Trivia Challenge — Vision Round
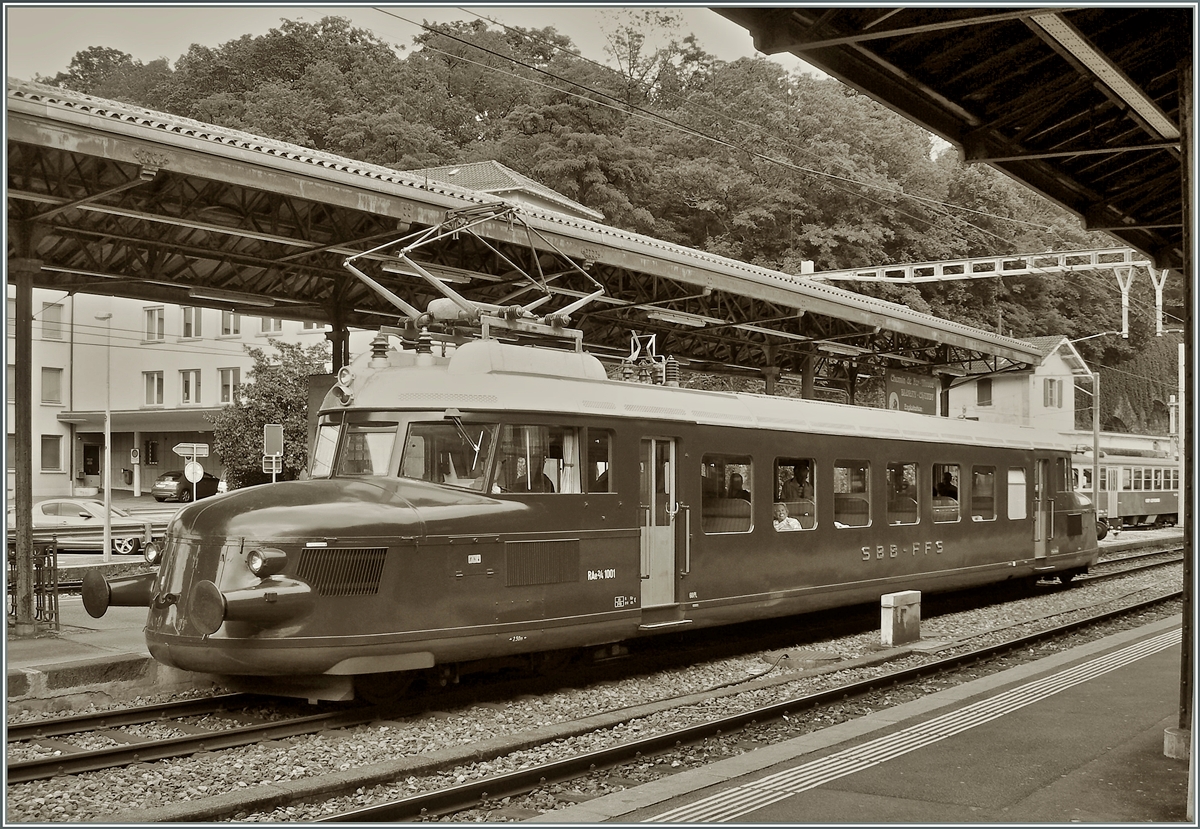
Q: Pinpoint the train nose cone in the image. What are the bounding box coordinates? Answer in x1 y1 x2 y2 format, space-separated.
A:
172 478 427 539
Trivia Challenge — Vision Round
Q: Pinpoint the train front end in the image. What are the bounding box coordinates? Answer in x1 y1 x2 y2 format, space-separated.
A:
80 341 550 700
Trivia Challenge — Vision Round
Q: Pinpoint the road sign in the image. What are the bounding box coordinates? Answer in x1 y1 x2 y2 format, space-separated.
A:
184 461 204 483
262 455 283 474
264 424 283 457
174 442 209 458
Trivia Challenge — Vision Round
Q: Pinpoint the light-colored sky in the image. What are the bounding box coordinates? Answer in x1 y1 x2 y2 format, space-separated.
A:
4 4 814 81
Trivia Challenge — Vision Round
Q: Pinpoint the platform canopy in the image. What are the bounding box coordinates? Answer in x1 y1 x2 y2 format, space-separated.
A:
715 7 1189 273
9 77 1048 385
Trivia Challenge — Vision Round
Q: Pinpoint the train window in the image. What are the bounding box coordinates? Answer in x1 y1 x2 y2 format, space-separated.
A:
495 425 581 494
1153 469 1163 489
310 418 340 478
886 462 919 525
1078 467 1093 491
701 454 752 534
970 467 996 521
833 460 870 528
1007 468 1027 519
337 418 400 477
932 463 960 523
586 429 613 493
1121 468 1133 490
401 421 497 491
1056 458 1069 491
774 458 815 530
1133 467 1143 490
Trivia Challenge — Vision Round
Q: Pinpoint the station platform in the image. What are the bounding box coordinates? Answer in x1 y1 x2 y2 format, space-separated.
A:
535 615 1192 824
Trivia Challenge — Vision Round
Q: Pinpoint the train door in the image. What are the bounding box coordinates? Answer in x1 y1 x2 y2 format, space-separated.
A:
1033 457 1051 559
640 437 678 608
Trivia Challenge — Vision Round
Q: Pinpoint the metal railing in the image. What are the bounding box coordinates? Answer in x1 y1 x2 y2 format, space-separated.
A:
7 538 60 630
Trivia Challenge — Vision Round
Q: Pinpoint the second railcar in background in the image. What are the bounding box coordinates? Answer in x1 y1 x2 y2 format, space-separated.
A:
1073 453 1180 537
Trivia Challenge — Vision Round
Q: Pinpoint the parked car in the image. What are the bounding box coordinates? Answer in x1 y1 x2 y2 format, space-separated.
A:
7 499 152 555
151 470 220 502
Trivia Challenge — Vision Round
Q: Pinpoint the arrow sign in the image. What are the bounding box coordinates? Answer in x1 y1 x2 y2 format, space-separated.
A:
174 442 210 458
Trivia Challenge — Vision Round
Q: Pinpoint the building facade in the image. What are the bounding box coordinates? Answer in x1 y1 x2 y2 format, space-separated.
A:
7 286 371 499
947 334 1175 459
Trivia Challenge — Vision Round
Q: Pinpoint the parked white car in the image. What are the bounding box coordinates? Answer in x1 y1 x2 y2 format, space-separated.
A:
7 499 152 555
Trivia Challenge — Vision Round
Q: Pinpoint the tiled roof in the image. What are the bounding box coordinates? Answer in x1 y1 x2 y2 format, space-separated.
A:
404 160 604 222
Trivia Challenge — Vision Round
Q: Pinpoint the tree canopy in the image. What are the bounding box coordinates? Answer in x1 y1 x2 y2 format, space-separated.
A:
40 13 1181 434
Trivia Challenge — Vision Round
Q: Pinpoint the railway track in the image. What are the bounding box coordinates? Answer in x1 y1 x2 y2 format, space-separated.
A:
7 554 1181 821
318 589 1183 822
1080 547 1183 582
6 695 383 784
9 552 1180 789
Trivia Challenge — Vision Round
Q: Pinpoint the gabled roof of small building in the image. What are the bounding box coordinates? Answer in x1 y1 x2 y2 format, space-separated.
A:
403 160 605 222
1025 335 1092 376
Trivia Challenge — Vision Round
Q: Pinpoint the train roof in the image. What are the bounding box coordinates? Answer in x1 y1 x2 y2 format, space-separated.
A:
331 339 1073 453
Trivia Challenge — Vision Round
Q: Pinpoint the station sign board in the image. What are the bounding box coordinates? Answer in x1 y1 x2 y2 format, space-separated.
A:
885 371 939 416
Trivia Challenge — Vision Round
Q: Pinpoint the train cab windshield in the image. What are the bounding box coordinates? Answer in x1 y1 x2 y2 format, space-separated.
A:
401 421 498 491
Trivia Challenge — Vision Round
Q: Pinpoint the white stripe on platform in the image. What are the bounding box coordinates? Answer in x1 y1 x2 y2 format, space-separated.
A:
649 629 1179 823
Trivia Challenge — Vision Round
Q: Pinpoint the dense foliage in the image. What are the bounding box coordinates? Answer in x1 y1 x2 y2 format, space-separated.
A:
207 341 330 488
40 14 1183 433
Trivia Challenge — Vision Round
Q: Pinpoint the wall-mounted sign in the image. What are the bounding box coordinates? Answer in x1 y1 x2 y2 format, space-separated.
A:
885 370 939 416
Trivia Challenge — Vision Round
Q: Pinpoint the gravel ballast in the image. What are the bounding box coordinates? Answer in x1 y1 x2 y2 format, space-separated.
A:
5 564 1182 823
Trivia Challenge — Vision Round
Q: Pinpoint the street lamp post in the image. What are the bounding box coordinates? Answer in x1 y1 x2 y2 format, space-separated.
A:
96 313 112 563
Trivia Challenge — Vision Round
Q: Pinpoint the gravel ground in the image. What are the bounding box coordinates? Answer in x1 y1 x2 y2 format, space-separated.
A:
5 565 1182 823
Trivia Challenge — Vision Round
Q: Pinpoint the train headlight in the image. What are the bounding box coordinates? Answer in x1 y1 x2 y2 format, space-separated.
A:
247 547 288 578
333 367 356 406
143 541 162 566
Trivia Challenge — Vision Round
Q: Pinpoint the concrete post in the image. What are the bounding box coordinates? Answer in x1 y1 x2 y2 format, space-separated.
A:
881 590 921 646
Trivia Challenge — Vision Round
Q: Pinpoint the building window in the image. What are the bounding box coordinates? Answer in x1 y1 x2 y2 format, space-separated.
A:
6 299 15 329
977 377 992 407
1043 377 1063 408
260 317 283 334
40 435 62 471
7 434 15 469
144 307 165 341
301 321 326 331
182 306 202 338
143 371 164 405
219 367 241 403
6 365 13 401
41 303 63 340
40 367 63 404
221 311 241 336
180 369 202 405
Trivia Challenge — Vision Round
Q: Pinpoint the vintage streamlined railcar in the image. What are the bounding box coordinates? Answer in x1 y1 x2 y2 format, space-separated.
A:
83 333 1099 701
